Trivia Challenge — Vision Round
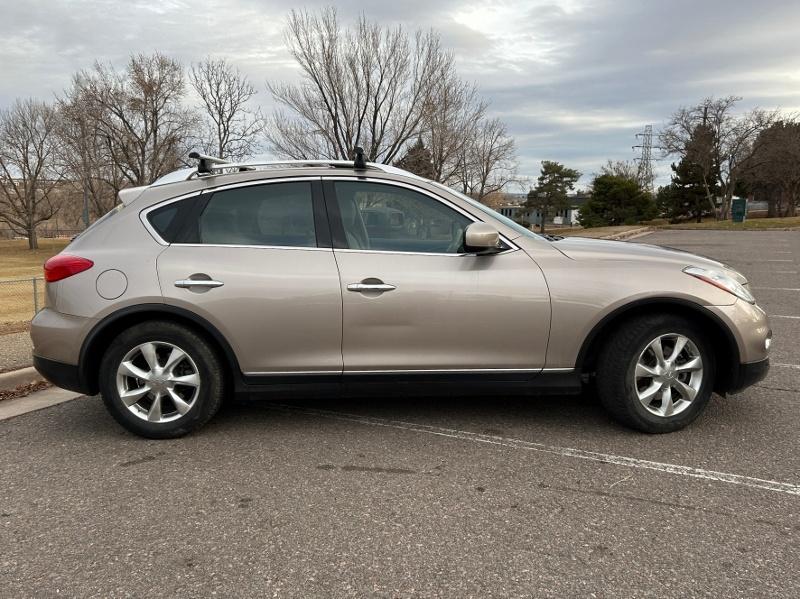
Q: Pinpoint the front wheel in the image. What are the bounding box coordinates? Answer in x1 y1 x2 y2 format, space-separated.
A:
99 321 225 438
596 314 716 433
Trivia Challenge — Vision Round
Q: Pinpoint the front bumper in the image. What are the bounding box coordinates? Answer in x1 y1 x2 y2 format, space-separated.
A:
726 357 770 394
33 355 92 395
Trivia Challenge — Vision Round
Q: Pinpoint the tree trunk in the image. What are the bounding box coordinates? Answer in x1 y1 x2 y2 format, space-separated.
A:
28 226 38 250
720 190 732 220
539 208 546 234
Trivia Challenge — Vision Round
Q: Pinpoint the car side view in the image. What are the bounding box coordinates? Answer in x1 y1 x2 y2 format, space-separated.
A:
31 150 771 438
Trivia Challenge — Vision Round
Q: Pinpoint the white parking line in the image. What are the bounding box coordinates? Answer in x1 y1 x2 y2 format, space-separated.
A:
774 363 800 370
754 287 800 291
275 405 800 497
771 315 800 319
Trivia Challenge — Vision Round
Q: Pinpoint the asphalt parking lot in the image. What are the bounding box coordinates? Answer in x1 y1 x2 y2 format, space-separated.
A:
1 229 798 598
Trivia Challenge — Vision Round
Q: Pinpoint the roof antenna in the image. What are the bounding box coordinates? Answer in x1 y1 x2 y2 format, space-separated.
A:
353 146 367 170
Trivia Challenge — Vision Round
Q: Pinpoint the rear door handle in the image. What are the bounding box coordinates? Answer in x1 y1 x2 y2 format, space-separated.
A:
347 283 396 292
174 279 225 289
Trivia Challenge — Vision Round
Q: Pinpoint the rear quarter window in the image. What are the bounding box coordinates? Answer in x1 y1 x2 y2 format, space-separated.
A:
146 197 199 243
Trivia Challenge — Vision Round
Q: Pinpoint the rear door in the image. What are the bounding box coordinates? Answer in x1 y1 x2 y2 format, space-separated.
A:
152 178 343 375
324 178 551 374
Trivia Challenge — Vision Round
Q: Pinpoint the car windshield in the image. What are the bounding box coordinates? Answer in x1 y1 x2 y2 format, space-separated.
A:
428 182 544 241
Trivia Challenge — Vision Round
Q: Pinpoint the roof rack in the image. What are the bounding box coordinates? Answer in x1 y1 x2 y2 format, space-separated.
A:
149 150 426 188
186 149 382 177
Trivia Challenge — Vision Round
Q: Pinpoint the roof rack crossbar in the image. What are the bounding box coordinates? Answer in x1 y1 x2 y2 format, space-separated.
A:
188 151 231 175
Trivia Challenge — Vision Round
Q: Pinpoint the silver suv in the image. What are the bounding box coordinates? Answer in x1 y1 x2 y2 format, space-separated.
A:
31 152 771 438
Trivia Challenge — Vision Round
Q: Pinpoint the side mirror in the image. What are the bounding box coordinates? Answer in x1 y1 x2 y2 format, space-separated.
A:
464 222 501 254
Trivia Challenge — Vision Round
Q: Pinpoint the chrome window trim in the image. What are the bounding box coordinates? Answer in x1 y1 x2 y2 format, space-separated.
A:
332 247 517 258
322 176 520 255
174 243 332 252
139 176 322 248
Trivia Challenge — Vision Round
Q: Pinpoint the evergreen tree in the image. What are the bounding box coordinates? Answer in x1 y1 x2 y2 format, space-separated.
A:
579 174 656 227
658 157 712 223
394 138 436 179
525 160 581 234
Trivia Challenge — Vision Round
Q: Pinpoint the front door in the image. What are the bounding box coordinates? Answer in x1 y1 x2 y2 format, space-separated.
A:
325 179 550 374
155 179 343 375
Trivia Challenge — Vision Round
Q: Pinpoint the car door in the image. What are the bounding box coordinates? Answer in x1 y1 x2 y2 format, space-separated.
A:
324 178 551 374
153 178 343 375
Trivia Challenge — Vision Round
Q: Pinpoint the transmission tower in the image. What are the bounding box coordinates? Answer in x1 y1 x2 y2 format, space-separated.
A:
632 125 656 191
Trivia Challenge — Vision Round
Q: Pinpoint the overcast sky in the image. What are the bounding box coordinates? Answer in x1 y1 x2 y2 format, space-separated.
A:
1 0 798 188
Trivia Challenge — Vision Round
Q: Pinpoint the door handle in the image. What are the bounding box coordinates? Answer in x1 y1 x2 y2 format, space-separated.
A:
174 279 225 289
347 282 396 292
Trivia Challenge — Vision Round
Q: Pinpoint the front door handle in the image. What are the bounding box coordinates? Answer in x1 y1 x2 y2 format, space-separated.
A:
174 279 225 289
347 282 396 293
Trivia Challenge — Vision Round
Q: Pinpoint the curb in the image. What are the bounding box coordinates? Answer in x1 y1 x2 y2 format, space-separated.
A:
0 386 83 421
0 366 42 392
600 226 653 241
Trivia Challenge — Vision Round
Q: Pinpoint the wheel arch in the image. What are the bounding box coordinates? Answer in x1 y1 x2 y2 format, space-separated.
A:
575 298 741 393
79 304 241 395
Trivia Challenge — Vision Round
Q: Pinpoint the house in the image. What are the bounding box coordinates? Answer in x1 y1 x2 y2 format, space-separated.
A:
498 192 591 227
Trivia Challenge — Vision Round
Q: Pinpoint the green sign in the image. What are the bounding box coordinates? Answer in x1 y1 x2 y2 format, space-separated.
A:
731 197 747 223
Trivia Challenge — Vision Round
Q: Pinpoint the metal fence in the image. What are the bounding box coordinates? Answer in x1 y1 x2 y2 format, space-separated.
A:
0 277 45 323
0 227 83 240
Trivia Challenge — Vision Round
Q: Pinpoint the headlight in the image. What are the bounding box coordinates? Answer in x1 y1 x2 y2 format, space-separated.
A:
683 266 756 304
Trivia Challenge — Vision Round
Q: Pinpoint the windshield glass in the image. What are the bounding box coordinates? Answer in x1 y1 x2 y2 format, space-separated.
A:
429 182 543 241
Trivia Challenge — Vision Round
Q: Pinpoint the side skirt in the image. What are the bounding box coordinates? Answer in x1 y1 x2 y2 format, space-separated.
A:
235 371 583 400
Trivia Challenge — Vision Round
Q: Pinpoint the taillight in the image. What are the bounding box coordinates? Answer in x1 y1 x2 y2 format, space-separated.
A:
44 255 94 282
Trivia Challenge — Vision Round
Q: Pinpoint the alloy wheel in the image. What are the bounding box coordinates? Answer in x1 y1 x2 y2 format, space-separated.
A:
115 341 201 423
633 333 704 418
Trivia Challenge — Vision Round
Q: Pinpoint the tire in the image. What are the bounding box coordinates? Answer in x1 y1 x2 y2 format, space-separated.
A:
99 320 225 439
596 314 716 433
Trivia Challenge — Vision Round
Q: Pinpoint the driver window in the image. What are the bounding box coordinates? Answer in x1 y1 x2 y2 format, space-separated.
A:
333 181 472 254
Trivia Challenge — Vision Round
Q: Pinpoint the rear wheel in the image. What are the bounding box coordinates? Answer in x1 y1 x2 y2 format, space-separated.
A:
99 321 224 438
596 314 715 433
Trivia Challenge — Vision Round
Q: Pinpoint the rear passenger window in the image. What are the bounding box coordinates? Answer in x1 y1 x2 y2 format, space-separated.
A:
198 182 317 248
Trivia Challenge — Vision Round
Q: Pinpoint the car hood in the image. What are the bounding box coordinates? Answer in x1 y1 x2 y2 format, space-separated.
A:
551 236 747 282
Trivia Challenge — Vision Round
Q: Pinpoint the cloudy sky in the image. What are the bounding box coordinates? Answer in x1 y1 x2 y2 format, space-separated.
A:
1 0 799 188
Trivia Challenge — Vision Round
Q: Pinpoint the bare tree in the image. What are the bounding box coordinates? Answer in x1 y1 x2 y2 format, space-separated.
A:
57 75 120 224
267 8 450 163
743 119 800 217
75 53 197 189
599 159 639 183
0 99 65 249
189 58 263 160
454 117 517 201
423 75 486 184
661 96 777 219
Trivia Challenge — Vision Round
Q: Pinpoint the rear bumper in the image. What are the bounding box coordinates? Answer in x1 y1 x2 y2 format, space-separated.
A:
726 358 770 394
33 355 91 395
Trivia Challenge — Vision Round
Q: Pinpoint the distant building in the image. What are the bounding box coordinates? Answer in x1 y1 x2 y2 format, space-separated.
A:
498 191 591 227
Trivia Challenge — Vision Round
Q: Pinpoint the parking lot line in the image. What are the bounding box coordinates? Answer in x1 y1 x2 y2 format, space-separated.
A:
774 362 800 370
274 405 800 497
753 287 800 291
771 314 800 319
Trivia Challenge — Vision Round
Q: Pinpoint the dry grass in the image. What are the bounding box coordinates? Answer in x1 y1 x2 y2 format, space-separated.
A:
0 238 69 326
659 216 800 231
550 225 648 239
0 238 70 280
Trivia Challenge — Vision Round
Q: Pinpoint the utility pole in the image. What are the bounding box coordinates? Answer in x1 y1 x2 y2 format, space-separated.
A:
633 125 658 192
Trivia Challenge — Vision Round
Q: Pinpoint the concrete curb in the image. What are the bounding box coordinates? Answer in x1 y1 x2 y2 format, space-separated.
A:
601 226 654 241
0 386 82 421
0 366 42 392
